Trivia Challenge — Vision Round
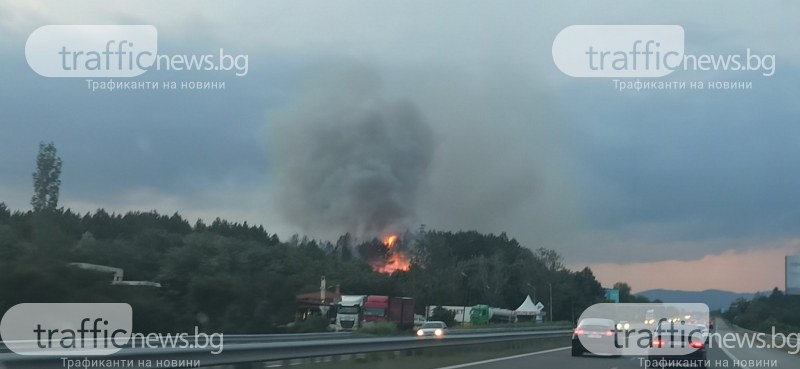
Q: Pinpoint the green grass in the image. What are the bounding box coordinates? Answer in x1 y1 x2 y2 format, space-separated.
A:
355 322 400 336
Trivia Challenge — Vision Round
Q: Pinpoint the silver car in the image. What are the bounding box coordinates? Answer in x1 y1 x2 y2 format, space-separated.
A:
416 321 448 337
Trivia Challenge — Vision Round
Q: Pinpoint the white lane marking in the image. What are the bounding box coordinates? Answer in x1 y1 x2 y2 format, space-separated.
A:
713 326 751 369
719 344 750 369
433 346 570 369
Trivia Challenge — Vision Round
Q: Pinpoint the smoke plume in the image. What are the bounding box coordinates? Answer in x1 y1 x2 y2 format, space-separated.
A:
268 66 435 238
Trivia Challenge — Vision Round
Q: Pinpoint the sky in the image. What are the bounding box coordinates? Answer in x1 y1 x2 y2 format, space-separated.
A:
1 1 799 293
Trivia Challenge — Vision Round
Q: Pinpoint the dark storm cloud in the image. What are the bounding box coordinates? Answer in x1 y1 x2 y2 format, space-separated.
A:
0 56 280 209
567 74 800 261
2 1 800 268
268 66 435 237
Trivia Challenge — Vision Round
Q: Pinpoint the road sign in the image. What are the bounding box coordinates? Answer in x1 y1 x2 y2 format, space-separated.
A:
787 256 800 295
535 302 544 311
605 289 620 303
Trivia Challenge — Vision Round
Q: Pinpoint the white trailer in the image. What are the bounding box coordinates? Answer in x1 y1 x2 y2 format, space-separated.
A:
425 305 472 323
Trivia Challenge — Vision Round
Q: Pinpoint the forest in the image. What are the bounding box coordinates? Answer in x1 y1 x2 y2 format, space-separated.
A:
0 203 614 333
0 143 614 333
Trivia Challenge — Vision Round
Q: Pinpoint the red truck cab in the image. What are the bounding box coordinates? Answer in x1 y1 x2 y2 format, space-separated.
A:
363 295 390 323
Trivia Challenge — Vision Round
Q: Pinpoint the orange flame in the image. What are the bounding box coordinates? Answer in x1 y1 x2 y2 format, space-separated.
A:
375 235 410 274
383 235 398 248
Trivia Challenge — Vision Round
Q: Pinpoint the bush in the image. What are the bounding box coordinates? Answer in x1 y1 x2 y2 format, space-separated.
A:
358 322 398 335
287 315 330 333
430 306 456 327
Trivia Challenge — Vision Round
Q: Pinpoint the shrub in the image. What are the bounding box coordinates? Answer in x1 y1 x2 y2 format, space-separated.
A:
430 306 456 327
358 322 398 335
287 315 330 333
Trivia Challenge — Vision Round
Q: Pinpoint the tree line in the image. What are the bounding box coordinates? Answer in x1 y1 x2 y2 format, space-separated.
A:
0 205 613 332
724 288 800 333
0 142 624 333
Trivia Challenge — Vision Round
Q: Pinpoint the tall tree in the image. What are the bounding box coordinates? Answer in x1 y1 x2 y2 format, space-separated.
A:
31 142 63 212
535 247 564 271
613 281 635 302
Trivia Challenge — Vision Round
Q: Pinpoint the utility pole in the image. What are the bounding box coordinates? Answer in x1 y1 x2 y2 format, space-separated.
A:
321 275 326 304
548 282 553 323
461 271 468 327
526 282 537 303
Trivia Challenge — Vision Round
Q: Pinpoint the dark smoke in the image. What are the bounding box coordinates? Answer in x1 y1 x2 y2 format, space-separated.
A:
268 67 436 238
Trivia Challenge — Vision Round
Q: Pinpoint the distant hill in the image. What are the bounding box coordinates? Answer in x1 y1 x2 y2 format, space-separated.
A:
635 289 765 311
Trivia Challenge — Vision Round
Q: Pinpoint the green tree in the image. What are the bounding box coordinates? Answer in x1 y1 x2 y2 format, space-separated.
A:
613 282 632 301
612 281 650 303
535 247 564 271
430 306 456 326
31 142 63 212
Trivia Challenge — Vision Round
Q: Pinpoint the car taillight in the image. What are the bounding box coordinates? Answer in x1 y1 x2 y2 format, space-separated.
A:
690 341 704 349
605 330 613 336
574 329 584 335
652 339 663 347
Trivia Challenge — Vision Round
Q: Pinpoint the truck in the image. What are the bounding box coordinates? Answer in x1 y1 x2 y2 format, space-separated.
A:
469 304 515 325
362 295 415 330
335 295 366 331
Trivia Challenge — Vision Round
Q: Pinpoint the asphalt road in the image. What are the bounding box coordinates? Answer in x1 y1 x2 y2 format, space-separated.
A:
436 320 800 369
2 321 797 369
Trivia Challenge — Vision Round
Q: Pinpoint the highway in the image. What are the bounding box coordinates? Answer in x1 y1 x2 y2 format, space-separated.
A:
2 321 798 368
0 329 571 368
436 320 800 369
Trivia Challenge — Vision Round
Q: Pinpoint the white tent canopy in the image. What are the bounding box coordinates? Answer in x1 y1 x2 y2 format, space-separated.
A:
515 295 541 316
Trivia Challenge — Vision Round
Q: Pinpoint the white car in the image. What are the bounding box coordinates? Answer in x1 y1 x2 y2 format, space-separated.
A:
416 321 448 337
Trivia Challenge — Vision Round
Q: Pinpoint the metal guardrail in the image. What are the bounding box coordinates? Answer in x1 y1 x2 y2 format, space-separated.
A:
0 332 353 353
446 325 572 335
0 329 572 368
205 331 354 344
0 326 571 353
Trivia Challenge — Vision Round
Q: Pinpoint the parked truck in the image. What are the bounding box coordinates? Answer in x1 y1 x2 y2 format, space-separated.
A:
362 295 415 330
335 295 366 331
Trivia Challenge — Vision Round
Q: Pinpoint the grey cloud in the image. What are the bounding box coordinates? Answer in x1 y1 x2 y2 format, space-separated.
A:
267 65 435 238
1 0 800 267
